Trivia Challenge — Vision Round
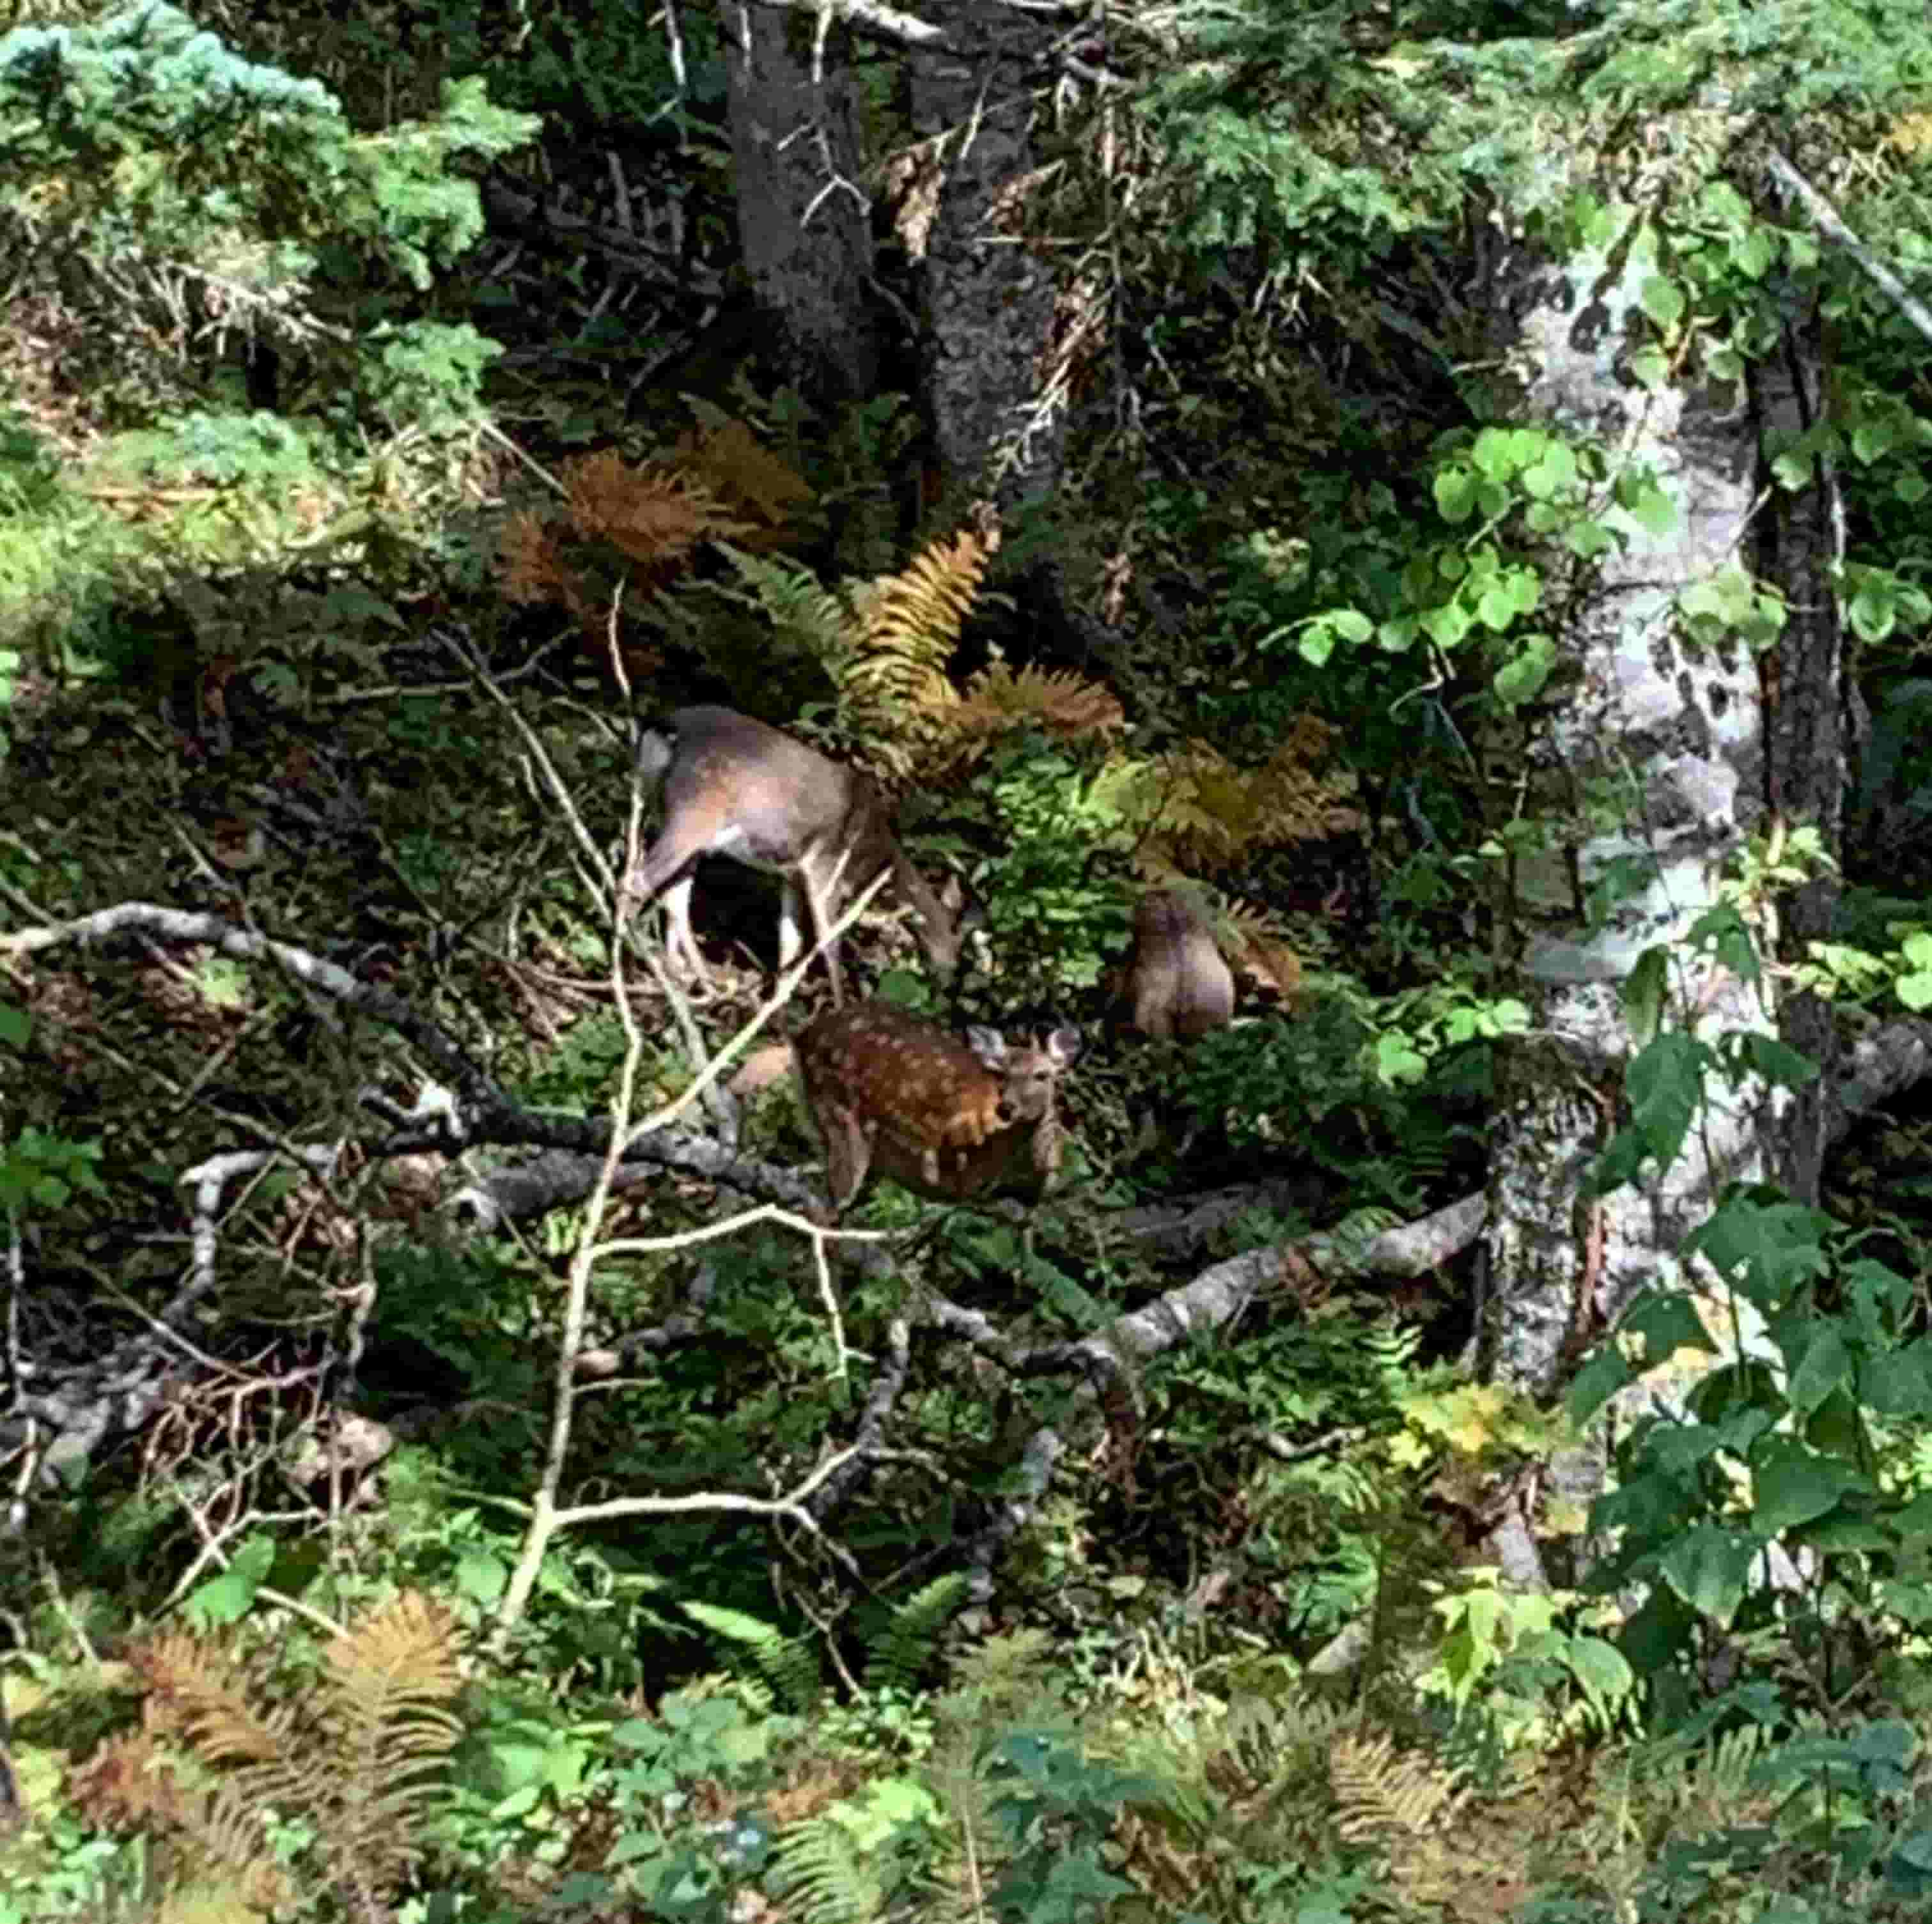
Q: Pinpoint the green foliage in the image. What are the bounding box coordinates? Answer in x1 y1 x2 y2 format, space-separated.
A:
860 1574 974 1696
357 318 503 430
0 405 61 513
1571 1184 1932 1703
1419 1570 1635 1740
767 1777 939 1924
1292 424 1646 695
0 3 534 454
534 1684 789 1921
1518 1718 1932 1923
1174 998 1480 1207
0 8 536 287
980 1732 1162 1923
0 1122 107 1213
682 1601 824 1712
95 408 316 488
951 733 1138 1002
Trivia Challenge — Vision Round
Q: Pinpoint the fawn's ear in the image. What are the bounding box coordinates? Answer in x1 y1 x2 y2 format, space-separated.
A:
632 716 676 783
965 1027 1009 1070
1043 1027 1083 1068
939 870 985 924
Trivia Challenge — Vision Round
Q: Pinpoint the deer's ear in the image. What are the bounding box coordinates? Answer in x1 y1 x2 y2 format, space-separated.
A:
1044 1027 1083 1067
965 1027 1008 1069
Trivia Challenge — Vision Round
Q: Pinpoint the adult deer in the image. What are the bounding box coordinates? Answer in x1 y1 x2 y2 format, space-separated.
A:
1125 888 1235 1040
793 1000 1082 1209
619 707 970 1002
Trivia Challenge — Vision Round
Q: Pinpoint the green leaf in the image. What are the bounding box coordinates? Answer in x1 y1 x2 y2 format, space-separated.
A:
455 1549 509 1604
1620 945 1670 1044
185 1533 276 1627
1786 1326 1851 1414
1562 1634 1634 1711
1639 275 1687 328
1567 1347 1632 1426
1625 1032 1701 1168
1620 1291 1715 1367
1433 466 1477 522
1657 1524 1757 1627
1861 1342 1932 1417
1750 1436 1867 1534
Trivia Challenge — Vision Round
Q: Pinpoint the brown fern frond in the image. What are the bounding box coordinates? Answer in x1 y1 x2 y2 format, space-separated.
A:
130 1633 284 1765
100 1597 465 1917
1104 726 1359 871
322 1592 464 1781
1249 718 1364 840
1217 899 1304 1003
674 418 813 541
497 511 567 605
309 1594 464 1886
953 663 1125 739
72 1729 295 1916
566 451 749 568
326 1590 463 1714
71 1728 194 1833
172 1778 300 1914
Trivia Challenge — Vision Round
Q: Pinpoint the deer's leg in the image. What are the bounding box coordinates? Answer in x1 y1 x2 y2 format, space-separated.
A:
656 873 710 983
791 862 846 1005
820 1105 874 1208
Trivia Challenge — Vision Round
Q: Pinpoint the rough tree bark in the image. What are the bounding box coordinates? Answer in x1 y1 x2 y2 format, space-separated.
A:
723 0 879 404
907 1 1063 509
1750 291 1846 1205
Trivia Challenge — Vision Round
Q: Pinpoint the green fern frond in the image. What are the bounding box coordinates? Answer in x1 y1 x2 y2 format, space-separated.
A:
718 544 851 671
862 1574 970 1694
680 1601 823 1712
767 1815 886 1924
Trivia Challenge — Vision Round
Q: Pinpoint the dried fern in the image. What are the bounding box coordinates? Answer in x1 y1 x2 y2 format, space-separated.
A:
1331 1731 1469 1842
837 530 993 778
82 1592 465 1918
131 1635 285 1765
565 450 749 568
495 423 803 651
72 1727 295 1917
1215 896 1305 1002
672 417 813 541
307 1592 464 1864
1093 725 1360 874
952 663 1125 743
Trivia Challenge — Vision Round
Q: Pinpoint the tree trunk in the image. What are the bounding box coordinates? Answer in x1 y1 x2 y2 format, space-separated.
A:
722 0 878 405
1750 297 1846 1205
1477 224 1791 1579
908 3 1063 511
